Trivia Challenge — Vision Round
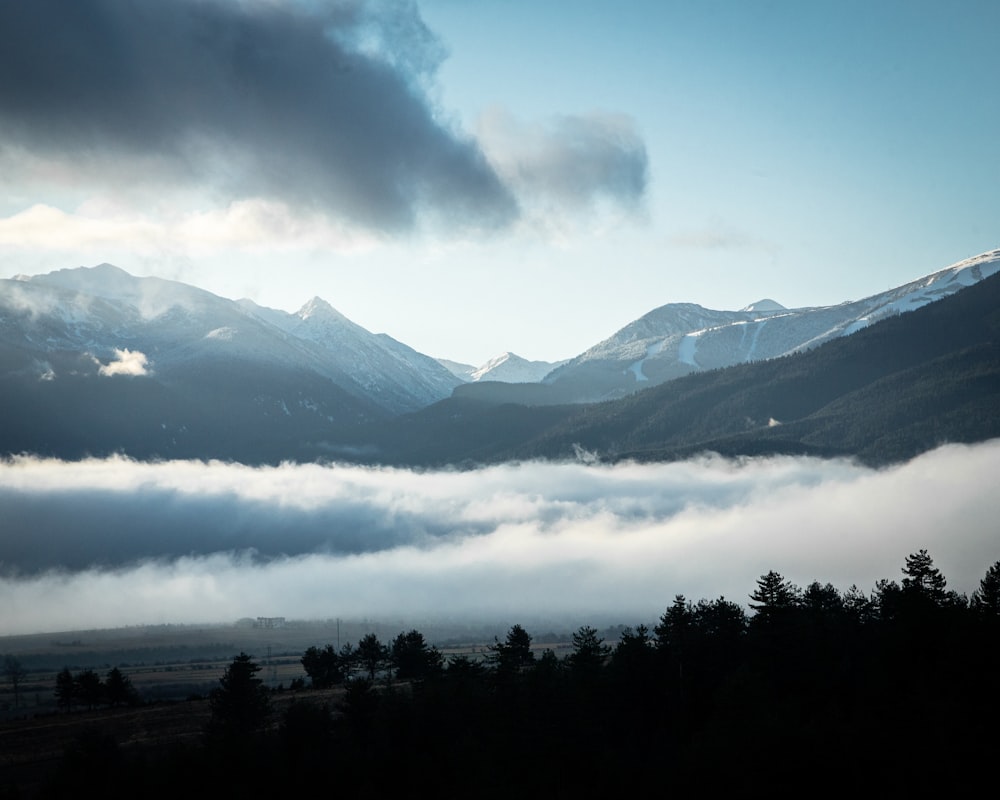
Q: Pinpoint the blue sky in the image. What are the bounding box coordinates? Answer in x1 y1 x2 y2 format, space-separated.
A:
1 0 997 364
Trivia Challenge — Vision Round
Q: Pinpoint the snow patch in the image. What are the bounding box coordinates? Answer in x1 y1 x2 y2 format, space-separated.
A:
677 331 703 367
628 338 669 382
745 319 767 362
205 326 237 341
740 298 786 313
471 352 563 383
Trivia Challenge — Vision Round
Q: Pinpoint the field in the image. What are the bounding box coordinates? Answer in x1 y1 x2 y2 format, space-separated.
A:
0 616 590 794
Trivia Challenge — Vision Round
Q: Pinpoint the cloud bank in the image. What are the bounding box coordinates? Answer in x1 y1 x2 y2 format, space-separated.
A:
0 0 646 240
2 441 998 634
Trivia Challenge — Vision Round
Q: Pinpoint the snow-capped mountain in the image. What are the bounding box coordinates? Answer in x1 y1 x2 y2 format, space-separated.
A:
437 352 567 383
1 263 461 416
470 352 566 383
237 295 461 411
541 248 1000 402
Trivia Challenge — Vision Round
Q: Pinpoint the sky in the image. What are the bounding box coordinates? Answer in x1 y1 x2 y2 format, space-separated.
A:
2 441 999 635
1 0 999 366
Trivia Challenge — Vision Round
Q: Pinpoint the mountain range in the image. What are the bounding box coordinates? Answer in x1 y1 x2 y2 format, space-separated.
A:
462 248 1000 405
1 249 998 464
358 264 1000 467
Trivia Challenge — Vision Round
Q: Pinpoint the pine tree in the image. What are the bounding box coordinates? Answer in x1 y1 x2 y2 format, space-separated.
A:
55 667 76 712
75 669 104 710
105 667 137 707
900 549 948 606
2 656 27 710
749 570 800 620
567 626 610 674
972 560 1000 617
488 624 536 673
356 633 389 681
208 652 271 739
390 629 443 680
655 594 694 652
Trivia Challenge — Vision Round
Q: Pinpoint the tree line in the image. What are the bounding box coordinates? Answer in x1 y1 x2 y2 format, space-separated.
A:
52 666 138 711
29 550 1000 794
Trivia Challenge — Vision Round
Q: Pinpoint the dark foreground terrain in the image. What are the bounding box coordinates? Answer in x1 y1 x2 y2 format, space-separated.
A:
2 551 998 797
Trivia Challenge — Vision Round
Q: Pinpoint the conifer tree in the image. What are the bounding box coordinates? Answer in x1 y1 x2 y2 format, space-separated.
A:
208 653 271 739
900 549 948 606
972 560 1000 617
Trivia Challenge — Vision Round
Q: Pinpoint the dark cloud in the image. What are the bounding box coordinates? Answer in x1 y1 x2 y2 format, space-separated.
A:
0 0 517 232
0 471 482 574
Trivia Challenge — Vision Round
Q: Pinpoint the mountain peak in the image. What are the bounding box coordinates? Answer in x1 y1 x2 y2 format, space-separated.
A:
297 296 346 321
471 352 564 383
33 262 134 287
741 298 786 313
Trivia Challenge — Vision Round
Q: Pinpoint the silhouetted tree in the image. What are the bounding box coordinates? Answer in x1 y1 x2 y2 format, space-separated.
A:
338 643 358 680
105 667 137 707
801 581 844 617
447 653 486 679
612 625 653 669
656 595 696 687
972 560 1000 617
749 570 801 620
301 644 346 688
356 634 389 681
692 597 748 642
208 652 271 740
567 625 610 675
656 595 694 651
842 584 875 624
390 629 443 680
2 655 27 709
872 577 903 621
55 667 75 711
901 549 949 606
75 669 104 710
487 624 536 676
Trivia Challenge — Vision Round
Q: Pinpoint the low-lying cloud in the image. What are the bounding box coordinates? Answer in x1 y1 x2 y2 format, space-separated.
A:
95 348 150 377
2 441 998 634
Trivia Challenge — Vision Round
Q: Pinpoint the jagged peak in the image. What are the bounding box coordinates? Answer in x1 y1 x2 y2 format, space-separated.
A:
480 351 518 367
296 296 347 321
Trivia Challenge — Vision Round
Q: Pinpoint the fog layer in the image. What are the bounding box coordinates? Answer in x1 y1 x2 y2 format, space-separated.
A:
2 441 998 634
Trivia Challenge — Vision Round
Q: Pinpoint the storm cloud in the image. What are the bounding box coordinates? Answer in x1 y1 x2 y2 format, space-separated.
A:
0 0 646 235
2 441 998 634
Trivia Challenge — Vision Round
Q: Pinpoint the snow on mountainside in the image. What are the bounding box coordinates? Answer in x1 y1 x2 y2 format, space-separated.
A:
238 295 460 409
543 248 1000 402
0 264 460 414
471 352 567 383
437 353 568 383
741 299 786 313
